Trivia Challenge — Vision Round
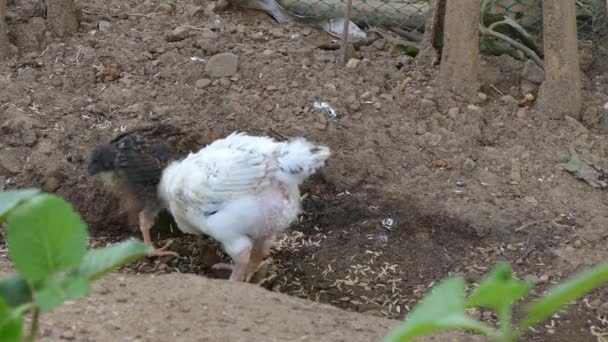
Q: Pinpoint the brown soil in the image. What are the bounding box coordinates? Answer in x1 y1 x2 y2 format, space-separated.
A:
1 0 608 341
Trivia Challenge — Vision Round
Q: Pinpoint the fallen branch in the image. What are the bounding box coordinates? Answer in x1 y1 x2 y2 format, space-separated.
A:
479 23 544 71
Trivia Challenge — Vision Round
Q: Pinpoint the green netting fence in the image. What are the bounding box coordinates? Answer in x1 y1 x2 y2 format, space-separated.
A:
277 0 608 49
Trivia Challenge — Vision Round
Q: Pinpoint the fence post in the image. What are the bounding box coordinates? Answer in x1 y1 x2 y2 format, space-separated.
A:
417 0 446 67
439 0 481 97
537 0 582 118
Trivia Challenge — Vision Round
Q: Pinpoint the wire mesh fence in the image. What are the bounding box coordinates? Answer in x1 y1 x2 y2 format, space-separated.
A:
484 0 608 49
277 0 608 50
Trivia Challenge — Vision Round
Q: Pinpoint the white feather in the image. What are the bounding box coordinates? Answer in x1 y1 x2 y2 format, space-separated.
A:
158 132 330 259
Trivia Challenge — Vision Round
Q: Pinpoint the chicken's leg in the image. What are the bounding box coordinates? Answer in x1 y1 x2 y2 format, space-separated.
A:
139 210 178 258
245 235 275 282
211 246 252 281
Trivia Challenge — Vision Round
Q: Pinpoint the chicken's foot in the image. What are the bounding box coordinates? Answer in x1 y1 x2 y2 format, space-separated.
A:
139 210 179 258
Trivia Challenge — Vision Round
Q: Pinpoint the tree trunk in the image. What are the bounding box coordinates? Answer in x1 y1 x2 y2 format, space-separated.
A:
46 0 79 37
0 0 9 60
416 0 446 67
439 0 480 97
537 0 582 118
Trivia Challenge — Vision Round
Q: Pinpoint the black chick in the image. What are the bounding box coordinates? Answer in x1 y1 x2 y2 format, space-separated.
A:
88 124 206 257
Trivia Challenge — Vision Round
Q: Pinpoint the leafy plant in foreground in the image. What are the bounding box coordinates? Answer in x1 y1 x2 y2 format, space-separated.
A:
0 189 152 342
385 261 608 342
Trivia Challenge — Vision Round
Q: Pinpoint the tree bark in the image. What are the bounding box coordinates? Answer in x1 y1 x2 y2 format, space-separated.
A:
537 0 582 118
46 0 79 37
416 0 446 67
0 0 9 60
439 0 480 97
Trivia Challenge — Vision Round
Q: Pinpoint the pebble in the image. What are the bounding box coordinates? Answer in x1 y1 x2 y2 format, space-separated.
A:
206 18 224 31
194 78 212 89
345 58 361 69
97 20 111 32
0 148 22 174
521 59 545 84
262 49 276 56
372 39 386 50
420 99 437 112
500 95 516 104
467 104 481 112
516 108 527 119
463 158 476 171
205 53 238 78
477 92 488 101
154 3 174 14
447 107 460 117
166 26 190 42
523 196 538 206
269 28 284 38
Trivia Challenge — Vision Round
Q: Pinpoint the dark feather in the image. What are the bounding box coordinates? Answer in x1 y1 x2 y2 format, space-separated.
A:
88 124 206 210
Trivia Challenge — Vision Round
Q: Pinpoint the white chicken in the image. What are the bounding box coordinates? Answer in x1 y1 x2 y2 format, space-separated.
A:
158 132 331 282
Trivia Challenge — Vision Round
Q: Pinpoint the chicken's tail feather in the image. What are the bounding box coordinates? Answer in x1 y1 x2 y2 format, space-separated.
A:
277 138 330 184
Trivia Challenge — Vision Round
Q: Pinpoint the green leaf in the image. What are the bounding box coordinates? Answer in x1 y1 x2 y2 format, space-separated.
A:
390 44 420 57
35 285 64 312
0 299 23 342
466 262 533 312
76 240 151 281
35 276 91 312
521 260 608 331
384 277 498 342
0 189 40 222
6 194 88 282
0 274 33 308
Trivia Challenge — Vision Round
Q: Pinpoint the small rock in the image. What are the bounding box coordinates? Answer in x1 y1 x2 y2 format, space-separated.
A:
418 132 442 146
564 115 590 135
193 39 217 54
500 95 516 104
516 108 527 119
166 26 190 42
589 299 602 309
0 148 22 174
373 102 382 110
97 20 111 32
420 99 437 112
269 28 283 38
262 49 276 56
195 78 212 89
60 331 75 340
467 104 481 112
523 196 538 206
463 158 476 171
43 176 61 192
372 39 386 50
447 107 460 117
206 18 224 31
205 53 238 78
154 3 174 13
524 274 539 283
477 92 488 101
521 59 545 84
345 58 361 69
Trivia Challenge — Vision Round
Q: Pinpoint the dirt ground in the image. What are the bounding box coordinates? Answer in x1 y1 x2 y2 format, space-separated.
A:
1 0 608 340
0 261 488 342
